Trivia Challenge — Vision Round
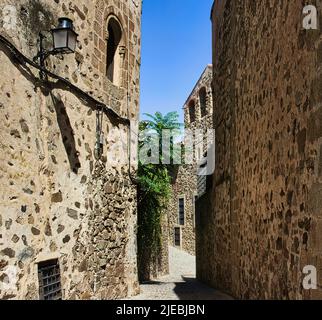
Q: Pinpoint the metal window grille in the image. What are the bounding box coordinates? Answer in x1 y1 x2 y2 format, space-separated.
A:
178 198 185 225
193 196 198 229
38 259 62 300
174 227 181 247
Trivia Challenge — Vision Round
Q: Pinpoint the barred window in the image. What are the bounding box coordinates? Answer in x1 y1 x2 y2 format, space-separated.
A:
38 259 62 300
178 197 185 225
193 195 198 229
174 227 181 247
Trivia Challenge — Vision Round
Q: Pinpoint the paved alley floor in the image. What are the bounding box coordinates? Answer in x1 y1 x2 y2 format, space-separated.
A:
129 246 233 300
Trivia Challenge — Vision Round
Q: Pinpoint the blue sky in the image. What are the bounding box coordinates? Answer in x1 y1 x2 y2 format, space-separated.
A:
140 0 213 123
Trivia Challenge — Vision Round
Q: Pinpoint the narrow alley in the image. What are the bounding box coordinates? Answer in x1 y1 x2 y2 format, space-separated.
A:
2 0 322 304
129 247 232 301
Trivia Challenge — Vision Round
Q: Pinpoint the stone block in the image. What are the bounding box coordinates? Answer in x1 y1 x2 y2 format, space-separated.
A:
308 184 322 218
0 0 141 301
310 219 322 253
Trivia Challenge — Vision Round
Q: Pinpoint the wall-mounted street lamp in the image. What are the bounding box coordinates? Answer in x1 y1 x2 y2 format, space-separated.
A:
0 17 134 164
34 18 78 78
52 18 78 54
32 18 106 161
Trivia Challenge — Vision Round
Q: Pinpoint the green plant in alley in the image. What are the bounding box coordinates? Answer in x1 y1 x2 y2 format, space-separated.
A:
137 111 181 281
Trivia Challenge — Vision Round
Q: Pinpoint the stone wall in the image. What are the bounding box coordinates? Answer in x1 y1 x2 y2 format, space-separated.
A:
197 0 322 299
196 191 212 280
167 65 213 256
167 164 197 256
0 0 141 300
142 212 169 280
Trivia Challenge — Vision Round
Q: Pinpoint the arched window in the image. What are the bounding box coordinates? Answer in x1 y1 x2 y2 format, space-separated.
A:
189 100 196 123
106 17 123 85
199 87 207 117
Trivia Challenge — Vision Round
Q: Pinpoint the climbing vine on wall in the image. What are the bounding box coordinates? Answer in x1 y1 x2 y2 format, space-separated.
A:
137 112 181 281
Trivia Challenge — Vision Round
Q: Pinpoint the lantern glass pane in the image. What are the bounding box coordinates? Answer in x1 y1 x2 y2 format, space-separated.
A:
67 30 77 52
53 29 68 50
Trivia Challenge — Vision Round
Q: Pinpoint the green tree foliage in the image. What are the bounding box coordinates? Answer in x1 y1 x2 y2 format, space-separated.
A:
143 112 182 166
137 111 181 281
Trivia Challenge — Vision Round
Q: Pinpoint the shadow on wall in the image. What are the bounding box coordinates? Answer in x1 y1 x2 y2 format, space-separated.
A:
0 34 131 180
0 38 124 126
50 93 81 174
0 41 81 174
195 191 214 285
0 41 114 176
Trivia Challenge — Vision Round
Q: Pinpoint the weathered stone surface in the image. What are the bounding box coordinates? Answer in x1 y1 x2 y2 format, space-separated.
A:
308 183 322 218
1 248 15 258
197 0 322 300
11 234 20 243
19 119 29 133
57 225 65 234
104 185 113 194
51 192 63 203
63 235 71 244
10 129 21 139
0 260 8 270
0 0 141 300
78 259 88 272
67 208 78 220
45 221 52 237
31 227 40 236
166 65 213 257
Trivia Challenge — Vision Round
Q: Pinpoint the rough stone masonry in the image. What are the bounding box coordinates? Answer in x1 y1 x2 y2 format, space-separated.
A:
0 0 142 300
167 65 214 257
197 0 322 299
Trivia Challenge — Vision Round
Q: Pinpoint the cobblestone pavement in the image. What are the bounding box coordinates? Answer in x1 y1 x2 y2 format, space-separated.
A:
129 246 233 300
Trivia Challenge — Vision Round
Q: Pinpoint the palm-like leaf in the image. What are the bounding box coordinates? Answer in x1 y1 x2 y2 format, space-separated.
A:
141 111 183 166
137 111 182 280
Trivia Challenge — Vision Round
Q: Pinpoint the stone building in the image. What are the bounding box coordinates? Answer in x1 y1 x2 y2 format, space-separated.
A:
0 0 141 300
168 65 213 256
197 0 322 299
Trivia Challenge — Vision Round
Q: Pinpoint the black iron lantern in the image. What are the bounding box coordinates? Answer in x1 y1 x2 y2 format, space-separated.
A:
51 18 78 54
